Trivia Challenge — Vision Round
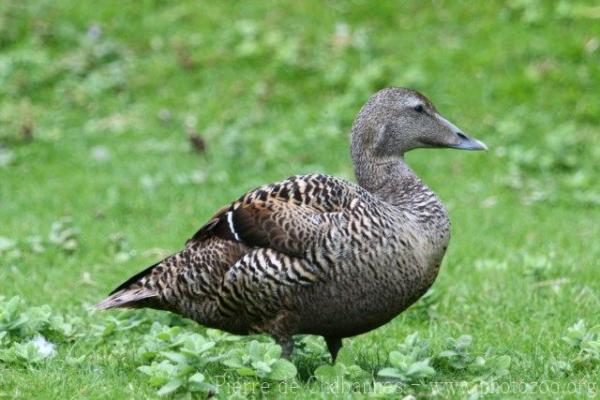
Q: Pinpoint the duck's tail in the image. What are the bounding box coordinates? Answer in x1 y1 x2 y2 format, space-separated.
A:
96 286 157 310
96 260 166 310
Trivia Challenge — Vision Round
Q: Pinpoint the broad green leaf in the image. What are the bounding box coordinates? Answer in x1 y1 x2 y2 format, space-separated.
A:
406 359 435 379
264 343 282 360
439 350 458 358
160 351 188 365
388 350 408 368
252 360 272 375
222 356 243 368
268 359 297 381
247 340 263 360
188 372 205 384
377 367 404 379
314 364 338 383
236 367 257 377
157 378 183 396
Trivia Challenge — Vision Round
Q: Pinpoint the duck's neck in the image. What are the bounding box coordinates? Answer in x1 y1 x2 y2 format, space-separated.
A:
353 152 451 291
353 154 432 208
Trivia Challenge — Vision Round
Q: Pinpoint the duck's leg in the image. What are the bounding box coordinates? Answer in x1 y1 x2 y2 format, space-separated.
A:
325 336 342 363
264 311 298 359
275 336 294 359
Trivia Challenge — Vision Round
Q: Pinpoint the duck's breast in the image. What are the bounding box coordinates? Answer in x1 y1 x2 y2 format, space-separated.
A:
292 203 448 337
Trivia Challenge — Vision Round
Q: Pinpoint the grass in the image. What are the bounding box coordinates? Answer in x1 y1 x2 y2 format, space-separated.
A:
1 0 599 398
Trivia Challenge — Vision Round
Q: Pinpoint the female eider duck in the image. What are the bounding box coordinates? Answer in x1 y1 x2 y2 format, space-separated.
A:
98 87 487 361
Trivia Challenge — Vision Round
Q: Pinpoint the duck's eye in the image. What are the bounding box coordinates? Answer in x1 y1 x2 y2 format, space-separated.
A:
414 104 424 113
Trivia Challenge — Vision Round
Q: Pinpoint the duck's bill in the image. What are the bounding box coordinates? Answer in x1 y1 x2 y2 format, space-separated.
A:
435 113 488 151
450 135 488 151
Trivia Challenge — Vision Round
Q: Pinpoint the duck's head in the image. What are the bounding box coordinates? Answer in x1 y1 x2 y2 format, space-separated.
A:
351 87 487 160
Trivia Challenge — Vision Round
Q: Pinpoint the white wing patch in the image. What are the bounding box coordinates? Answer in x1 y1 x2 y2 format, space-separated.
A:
226 211 241 241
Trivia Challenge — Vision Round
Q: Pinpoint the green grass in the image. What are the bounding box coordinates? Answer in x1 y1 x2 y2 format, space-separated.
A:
1 0 599 398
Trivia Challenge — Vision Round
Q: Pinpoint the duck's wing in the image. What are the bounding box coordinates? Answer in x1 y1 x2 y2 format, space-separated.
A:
97 174 376 313
201 174 381 323
189 174 365 259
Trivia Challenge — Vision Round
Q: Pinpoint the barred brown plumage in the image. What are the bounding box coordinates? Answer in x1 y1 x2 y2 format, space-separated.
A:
97 87 487 362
